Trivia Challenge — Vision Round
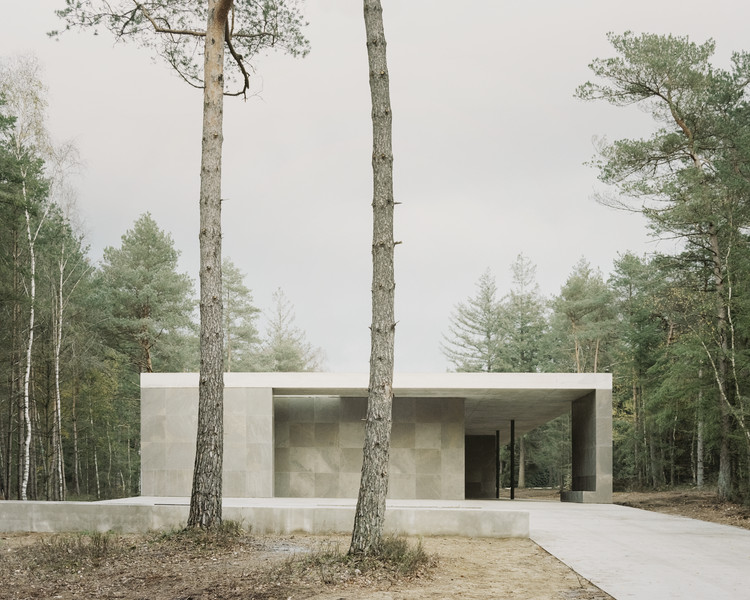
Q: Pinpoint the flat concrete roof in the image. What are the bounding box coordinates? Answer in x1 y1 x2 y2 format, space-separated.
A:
142 372 612 440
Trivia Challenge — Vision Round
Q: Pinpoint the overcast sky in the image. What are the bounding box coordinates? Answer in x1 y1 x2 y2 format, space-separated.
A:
3 1 748 372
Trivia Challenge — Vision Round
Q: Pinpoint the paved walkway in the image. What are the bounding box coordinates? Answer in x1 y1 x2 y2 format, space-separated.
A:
513 500 750 600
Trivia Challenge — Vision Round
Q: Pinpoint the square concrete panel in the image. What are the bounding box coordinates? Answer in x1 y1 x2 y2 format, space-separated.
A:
246 444 273 472
391 422 415 448
340 448 364 473
392 397 415 421
289 447 316 473
314 423 339 447
415 422 442 449
288 399 314 422
314 473 339 497
339 472 361 497
416 449 441 474
339 422 365 448
314 397 340 422
415 398 442 423
389 474 415 499
313 447 340 473
224 444 247 471
274 422 290 448
274 397 290 421
141 415 167 444
289 423 315 448
140 442 166 470
416 474 442 499
289 472 315 497
442 421 464 449
390 448 416 475
274 447 290 471
340 397 367 422
275 471 290 497
246 417 273 445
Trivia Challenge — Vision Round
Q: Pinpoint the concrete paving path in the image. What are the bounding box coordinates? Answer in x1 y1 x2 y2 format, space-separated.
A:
513 500 750 600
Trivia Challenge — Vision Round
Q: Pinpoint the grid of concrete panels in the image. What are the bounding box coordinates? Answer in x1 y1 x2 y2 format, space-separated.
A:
141 386 274 498
273 396 466 499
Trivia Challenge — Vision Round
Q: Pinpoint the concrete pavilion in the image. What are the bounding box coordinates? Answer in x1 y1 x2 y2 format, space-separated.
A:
142 372 612 504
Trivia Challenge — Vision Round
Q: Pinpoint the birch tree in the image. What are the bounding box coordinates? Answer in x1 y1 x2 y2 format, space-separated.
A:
0 56 54 500
54 0 308 527
350 0 397 556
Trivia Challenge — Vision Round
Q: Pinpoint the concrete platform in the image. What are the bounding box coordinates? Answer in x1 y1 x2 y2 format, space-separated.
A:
0 497 529 538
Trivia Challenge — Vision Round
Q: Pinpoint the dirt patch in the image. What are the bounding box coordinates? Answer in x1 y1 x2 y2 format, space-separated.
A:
504 485 750 531
613 488 750 530
0 530 610 600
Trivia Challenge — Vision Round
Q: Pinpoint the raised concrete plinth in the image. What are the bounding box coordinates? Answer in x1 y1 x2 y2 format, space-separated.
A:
0 497 528 538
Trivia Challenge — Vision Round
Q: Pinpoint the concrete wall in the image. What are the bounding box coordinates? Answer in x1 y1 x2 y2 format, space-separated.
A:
566 389 612 503
141 385 274 497
0 499 529 538
274 397 465 499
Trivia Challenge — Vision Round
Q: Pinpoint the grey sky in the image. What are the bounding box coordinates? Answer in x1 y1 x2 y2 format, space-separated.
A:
3 1 747 372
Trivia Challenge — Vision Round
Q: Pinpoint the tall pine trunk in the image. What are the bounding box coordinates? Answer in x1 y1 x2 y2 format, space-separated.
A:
188 0 229 530
350 0 396 556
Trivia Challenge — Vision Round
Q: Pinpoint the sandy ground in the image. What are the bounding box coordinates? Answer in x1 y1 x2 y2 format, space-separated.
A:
0 532 611 600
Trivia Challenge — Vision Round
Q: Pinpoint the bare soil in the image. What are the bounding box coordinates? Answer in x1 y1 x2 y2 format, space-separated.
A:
613 488 750 530
1 488 746 600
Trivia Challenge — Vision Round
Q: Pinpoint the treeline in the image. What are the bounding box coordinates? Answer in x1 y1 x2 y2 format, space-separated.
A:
444 32 750 503
0 58 321 500
443 250 750 502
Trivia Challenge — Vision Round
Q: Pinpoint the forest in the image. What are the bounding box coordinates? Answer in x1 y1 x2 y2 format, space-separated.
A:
3 31 750 504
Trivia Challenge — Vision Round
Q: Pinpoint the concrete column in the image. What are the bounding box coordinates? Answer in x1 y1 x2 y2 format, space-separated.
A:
564 388 612 503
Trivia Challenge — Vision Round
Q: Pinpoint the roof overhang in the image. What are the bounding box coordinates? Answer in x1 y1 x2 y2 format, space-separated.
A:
142 372 612 440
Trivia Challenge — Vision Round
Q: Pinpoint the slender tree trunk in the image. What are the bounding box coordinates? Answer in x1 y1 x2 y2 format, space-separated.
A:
706 225 733 500
518 435 526 488
72 375 81 496
188 0 230 530
696 415 704 489
350 0 396 556
51 249 66 501
20 202 36 501
90 405 100 500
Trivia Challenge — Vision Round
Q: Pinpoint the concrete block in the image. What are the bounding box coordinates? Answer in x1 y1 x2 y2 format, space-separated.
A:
391 422 415 448
340 448 363 473
289 423 315 448
392 397 415 421
289 472 315 497
339 422 365 448
415 422 442 449
314 423 339 447
415 398 441 422
390 448 416 475
340 397 367 422
416 449 441 474
314 397 340 422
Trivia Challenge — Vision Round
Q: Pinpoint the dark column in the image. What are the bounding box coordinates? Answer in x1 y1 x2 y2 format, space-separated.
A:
510 419 515 500
495 430 500 499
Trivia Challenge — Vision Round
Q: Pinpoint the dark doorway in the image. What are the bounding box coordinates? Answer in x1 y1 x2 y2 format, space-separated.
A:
464 435 496 498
